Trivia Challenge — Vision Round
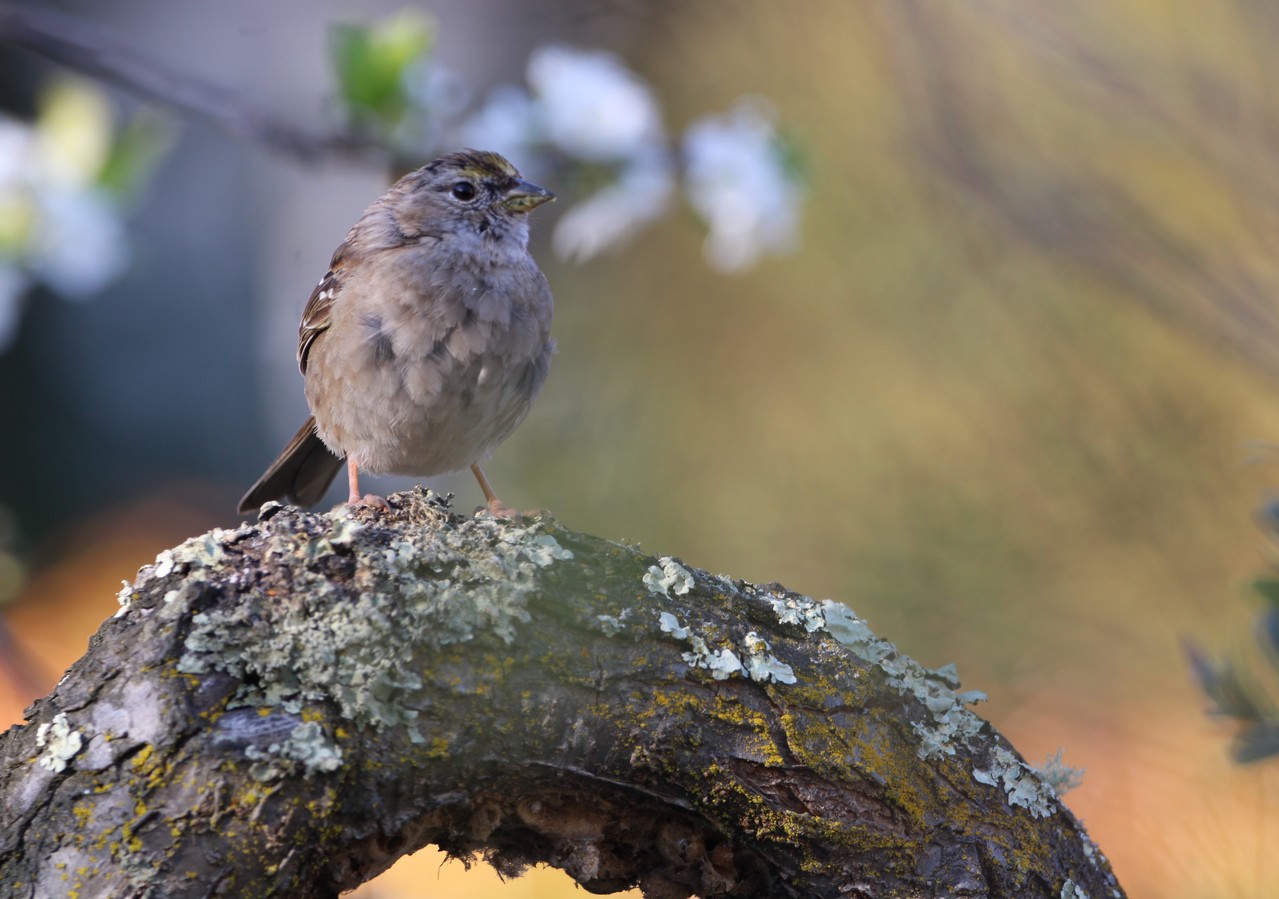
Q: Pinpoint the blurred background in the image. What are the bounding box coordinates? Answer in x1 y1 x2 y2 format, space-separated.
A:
3 1 1279 896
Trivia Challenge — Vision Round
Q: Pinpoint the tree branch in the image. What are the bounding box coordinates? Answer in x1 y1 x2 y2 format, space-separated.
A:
0 1 380 164
0 488 1124 898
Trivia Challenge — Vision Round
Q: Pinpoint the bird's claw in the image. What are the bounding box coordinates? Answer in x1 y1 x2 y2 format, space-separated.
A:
479 500 545 522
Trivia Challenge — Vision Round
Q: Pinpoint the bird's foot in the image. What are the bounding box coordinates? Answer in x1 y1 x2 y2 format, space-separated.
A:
478 499 546 522
349 493 391 510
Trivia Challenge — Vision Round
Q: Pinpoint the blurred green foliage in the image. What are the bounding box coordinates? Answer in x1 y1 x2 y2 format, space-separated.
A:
330 9 434 140
0 75 172 310
1189 557 1279 763
96 110 172 201
29 76 172 201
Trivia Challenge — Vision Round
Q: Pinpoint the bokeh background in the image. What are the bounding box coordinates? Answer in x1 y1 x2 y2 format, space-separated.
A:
4 1 1279 896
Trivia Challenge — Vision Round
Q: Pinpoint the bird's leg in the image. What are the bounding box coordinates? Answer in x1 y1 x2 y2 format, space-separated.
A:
346 457 389 509
346 456 360 503
471 463 518 519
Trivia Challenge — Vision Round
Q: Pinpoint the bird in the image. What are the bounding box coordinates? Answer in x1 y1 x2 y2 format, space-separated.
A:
238 149 556 517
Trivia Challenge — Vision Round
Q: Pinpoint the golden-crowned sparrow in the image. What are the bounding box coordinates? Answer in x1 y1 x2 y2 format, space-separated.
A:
238 149 555 516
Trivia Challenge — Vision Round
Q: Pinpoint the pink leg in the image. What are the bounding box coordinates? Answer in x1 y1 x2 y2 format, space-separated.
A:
471 463 514 518
346 457 388 508
347 457 361 504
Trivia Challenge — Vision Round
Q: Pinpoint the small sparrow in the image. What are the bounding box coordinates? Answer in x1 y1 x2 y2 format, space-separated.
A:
238 149 555 516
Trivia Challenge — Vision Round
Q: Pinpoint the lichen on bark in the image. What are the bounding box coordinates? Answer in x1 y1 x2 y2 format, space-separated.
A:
0 488 1125 898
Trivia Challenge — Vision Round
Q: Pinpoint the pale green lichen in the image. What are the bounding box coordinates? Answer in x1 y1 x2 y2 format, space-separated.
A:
1037 748 1085 795
658 611 690 639
742 631 796 684
245 720 343 781
35 713 84 773
753 593 995 761
170 501 573 751
659 611 743 679
511 532 574 566
1060 879 1089 899
817 600 894 663
117 525 251 617
644 557 694 597
806 599 988 760
658 614 797 684
784 593 1061 817
881 653 987 760
686 638 744 680
765 593 826 632
167 530 236 570
325 514 364 548
597 609 632 636
114 581 135 617
973 745 1058 819
932 662 960 686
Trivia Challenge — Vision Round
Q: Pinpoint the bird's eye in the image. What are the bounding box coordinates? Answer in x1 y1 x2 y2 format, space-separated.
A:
451 181 477 201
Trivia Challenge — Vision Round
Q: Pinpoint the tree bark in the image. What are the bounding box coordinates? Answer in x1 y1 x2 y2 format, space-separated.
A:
0 488 1124 898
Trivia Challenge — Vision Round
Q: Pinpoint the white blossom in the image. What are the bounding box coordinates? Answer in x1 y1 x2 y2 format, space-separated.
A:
553 156 674 262
27 187 128 299
527 46 664 161
0 78 141 348
682 99 802 272
455 44 804 268
0 119 33 185
456 85 539 167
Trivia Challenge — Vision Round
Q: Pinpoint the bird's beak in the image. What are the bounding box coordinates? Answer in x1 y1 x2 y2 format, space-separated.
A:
503 179 555 212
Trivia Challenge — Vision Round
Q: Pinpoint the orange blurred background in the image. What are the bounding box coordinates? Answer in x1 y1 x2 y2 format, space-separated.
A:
5 2 1279 896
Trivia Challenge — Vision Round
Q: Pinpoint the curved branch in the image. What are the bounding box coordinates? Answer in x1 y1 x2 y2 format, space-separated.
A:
0 489 1123 898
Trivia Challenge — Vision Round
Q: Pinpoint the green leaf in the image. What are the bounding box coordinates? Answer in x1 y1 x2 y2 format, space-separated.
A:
330 10 434 132
97 109 175 200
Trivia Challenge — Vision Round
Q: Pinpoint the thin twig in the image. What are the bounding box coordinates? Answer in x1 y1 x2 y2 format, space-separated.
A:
0 2 384 165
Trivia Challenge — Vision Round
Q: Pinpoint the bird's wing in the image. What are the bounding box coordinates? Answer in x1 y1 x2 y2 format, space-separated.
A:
296 240 354 375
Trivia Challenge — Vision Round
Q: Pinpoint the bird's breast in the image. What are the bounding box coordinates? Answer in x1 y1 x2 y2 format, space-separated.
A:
304 252 552 476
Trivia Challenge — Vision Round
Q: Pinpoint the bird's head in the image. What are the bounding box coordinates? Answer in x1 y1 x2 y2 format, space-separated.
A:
388 149 555 251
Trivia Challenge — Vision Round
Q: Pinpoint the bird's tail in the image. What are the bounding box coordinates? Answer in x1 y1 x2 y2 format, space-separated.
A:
237 417 344 514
